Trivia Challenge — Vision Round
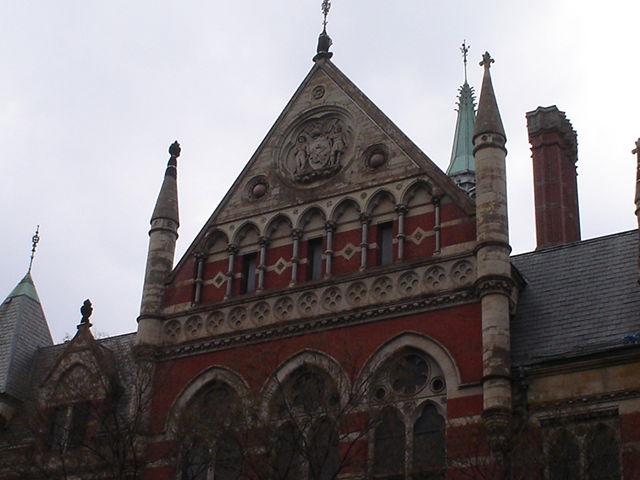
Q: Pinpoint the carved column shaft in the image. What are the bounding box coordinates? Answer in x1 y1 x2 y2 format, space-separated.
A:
433 197 442 253
258 237 268 291
325 222 335 277
290 229 301 286
396 204 407 261
193 253 206 304
225 245 237 299
360 215 369 270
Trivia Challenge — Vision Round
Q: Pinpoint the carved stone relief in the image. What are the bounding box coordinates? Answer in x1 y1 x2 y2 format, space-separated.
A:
280 112 353 185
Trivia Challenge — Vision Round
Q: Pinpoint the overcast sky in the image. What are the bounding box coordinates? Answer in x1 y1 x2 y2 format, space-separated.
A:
2 1 638 342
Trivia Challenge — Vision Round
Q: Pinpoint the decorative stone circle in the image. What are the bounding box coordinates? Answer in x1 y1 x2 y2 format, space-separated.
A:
451 260 474 285
371 276 394 301
398 271 420 295
251 301 271 326
164 320 181 341
298 292 319 315
321 286 343 311
346 282 368 305
363 144 389 170
184 315 203 338
274 296 295 320
206 311 225 334
424 266 448 291
312 85 325 99
246 175 269 200
228 307 248 330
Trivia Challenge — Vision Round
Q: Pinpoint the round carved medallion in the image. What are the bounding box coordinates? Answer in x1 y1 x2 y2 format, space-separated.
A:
279 110 353 186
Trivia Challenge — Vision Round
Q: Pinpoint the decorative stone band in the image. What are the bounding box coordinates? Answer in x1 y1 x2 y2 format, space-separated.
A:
473 239 512 255
148 218 179 236
158 289 476 360
530 390 640 413
474 275 514 298
472 132 507 155
158 254 479 354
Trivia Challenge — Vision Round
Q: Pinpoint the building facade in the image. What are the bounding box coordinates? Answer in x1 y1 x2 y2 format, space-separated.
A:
1 28 639 480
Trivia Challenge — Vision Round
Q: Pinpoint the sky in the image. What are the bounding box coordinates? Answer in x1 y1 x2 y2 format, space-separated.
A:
2 1 639 342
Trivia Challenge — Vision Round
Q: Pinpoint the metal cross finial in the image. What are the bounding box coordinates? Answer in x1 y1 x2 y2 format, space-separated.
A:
480 51 495 70
321 0 331 29
28 225 40 273
461 40 470 83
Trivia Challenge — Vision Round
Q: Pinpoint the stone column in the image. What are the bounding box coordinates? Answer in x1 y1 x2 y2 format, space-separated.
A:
395 204 407 261
290 229 301 286
193 252 206 305
324 222 335 277
257 237 268 291
359 214 370 270
433 196 442 253
225 244 237 299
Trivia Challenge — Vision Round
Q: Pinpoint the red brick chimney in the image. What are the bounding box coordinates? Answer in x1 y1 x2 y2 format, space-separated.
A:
526 106 581 249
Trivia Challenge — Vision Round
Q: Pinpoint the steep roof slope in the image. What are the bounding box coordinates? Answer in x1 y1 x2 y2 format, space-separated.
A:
0 273 52 399
511 230 640 365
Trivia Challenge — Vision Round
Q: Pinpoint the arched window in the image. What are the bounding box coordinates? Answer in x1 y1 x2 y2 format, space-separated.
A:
372 407 405 479
369 348 447 480
179 381 242 480
412 403 445 479
548 428 580 480
586 424 620 480
273 422 303 480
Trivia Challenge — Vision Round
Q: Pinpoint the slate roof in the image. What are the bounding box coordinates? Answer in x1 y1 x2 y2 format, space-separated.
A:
511 230 640 366
0 273 52 399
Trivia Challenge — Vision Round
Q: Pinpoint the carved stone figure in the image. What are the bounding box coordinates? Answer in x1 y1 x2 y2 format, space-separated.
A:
284 115 351 184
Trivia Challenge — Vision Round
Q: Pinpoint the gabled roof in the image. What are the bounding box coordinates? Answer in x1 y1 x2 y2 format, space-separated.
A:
170 57 475 278
511 230 640 366
0 273 52 400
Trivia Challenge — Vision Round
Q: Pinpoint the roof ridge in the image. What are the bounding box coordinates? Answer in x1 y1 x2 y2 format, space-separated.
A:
512 229 638 258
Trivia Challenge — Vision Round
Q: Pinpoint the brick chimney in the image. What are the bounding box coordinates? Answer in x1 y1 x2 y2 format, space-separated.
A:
526 106 581 249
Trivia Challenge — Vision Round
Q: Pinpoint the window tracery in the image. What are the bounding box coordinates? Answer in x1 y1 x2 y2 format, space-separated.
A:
369 348 446 480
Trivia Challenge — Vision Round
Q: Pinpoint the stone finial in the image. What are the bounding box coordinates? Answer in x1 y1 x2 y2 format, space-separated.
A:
480 51 494 70
80 299 93 327
169 141 181 158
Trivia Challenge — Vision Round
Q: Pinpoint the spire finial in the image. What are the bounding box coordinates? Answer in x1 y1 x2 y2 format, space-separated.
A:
480 51 495 70
28 225 40 273
314 0 333 60
461 40 470 83
322 0 331 29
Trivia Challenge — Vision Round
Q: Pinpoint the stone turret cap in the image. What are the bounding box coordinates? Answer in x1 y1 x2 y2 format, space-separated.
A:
473 52 506 141
150 141 180 225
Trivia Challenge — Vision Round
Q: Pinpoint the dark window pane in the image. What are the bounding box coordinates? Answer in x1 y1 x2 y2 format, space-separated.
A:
377 222 393 266
273 423 303 480
412 403 445 479
50 406 68 451
548 429 580 480
308 237 323 281
241 253 257 294
182 437 210 480
215 434 241 480
587 424 620 480
68 402 91 447
373 408 405 477
309 419 339 480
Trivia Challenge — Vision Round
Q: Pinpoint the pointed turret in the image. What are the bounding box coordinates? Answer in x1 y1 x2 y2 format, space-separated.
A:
0 271 53 427
472 52 513 451
136 142 181 350
447 81 477 196
447 41 477 197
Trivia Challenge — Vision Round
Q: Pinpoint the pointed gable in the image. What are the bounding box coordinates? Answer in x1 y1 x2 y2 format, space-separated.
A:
174 58 474 275
0 273 52 400
39 324 119 405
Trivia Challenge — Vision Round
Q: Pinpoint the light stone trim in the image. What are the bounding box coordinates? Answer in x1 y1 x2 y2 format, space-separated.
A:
162 256 477 344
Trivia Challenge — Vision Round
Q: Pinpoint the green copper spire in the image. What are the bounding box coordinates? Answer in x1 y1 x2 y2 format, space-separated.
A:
447 41 477 197
6 272 41 303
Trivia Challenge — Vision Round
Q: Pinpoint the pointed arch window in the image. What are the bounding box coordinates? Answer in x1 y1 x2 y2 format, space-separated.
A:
548 429 580 480
586 424 620 480
372 407 405 479
412 403 445 479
